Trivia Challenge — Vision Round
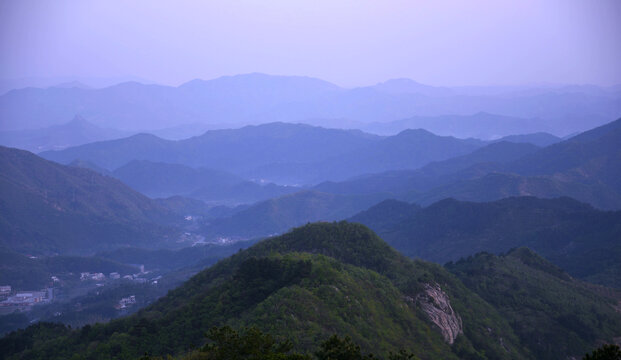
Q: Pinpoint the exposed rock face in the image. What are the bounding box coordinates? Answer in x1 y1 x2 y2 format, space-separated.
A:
413 283 463 344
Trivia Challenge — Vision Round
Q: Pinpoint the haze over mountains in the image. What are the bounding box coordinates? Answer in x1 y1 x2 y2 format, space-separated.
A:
0 116 131 152
0 146 187 255
313 118 621 210
2 116 620 255
2 102 621 359
3 0 621 357
0 115 609 259
1 74 620 137
39 122 487 185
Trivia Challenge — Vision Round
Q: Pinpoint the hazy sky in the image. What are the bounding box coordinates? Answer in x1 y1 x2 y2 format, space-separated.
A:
1 0 620 87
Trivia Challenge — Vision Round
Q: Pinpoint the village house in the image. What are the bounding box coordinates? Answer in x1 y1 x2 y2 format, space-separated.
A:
115 295 136 309
80 272 106 281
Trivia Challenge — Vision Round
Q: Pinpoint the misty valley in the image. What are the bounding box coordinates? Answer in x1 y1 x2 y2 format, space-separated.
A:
1 74 621 359
1 2 621 356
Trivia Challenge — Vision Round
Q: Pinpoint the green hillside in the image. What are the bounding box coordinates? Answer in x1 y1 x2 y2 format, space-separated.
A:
447 248 621 359
0 146 181 254
351 196 621 288
3 222 619 359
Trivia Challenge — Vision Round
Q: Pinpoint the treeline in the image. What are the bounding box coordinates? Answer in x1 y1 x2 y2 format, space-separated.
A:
144 326 621 360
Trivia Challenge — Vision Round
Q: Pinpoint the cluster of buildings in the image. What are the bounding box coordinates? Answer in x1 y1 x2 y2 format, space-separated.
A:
0 286 54 314
79 268 159 286
115 295 136 310
80 272 106 281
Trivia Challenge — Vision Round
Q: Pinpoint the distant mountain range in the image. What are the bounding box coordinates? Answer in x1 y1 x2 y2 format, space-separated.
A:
242 128 485 184
40 122 380 173
2 73 619 136
200 190 389 239
0 116 130 152
110 160 298 204
317 117 621 210
350 196 621 288
358 112 558 139
493 132 561 147
314 140 541 195
4 222 620 359
40 122 488 184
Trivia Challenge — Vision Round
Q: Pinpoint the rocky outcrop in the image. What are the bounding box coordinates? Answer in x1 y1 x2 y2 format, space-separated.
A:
412 283 463 344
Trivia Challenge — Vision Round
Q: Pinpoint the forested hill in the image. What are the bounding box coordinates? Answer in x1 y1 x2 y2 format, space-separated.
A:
0 146 180 254
350 196 621 288
2 222 620 360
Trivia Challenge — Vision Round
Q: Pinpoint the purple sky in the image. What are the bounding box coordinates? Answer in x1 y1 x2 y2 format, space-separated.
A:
1 0 620 87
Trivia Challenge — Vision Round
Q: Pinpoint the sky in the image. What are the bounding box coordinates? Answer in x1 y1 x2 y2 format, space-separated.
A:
1 0 620 88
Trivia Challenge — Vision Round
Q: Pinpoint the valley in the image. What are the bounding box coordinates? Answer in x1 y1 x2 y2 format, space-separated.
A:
1 5 620 356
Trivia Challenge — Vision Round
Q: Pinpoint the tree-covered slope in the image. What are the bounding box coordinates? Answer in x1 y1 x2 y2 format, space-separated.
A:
0 146 180 254
447 248 621 360
6 222 620 359
0 248 138 290
350 196 621 288
1 222 531 360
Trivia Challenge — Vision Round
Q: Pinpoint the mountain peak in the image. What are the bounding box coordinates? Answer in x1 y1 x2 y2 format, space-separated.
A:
179 73 341 91
372 78 453 96
251 221 401 273
67 115 90 126
380 78 423 86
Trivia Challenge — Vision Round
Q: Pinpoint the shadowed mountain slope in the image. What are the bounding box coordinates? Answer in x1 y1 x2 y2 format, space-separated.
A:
0 146 181 255
350 196 621 287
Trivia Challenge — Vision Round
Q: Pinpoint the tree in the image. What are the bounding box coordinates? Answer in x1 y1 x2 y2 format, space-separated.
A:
583 344 621 360
199 326 310 360
387 350 419 360
315 335 375 360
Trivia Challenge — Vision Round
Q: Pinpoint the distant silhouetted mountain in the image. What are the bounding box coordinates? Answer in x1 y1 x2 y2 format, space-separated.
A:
2 73 619 137
0 116 130 152
361 112 549 139
413 118 621 208
350 196 621 288
112 160 241 198
314 141 539 195
0 146 182 255
510 117 621 178
495 132 561 147
40 122 380 172
112 160 298 204
408 172 621 209
41 123 491 185
241 128 486 184
200 191 388 239
368 78 454 97
68 159 112 176
318 118 621 209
